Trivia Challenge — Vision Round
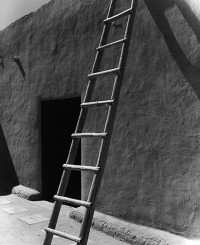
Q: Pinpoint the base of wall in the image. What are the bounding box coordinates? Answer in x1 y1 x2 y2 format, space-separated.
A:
12 185 41 201
69 207 199 245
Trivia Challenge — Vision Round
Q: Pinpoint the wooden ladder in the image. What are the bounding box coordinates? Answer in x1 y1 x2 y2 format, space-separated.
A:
43 0 138 244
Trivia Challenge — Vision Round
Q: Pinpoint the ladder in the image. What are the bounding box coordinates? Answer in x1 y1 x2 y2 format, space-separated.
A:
43 0 138 244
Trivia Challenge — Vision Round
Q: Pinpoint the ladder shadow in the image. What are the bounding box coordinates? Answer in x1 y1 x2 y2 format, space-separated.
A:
0 124 19 195
144 0 200 99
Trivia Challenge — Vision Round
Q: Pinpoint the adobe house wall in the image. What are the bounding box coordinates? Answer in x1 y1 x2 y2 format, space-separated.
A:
1 0 200 238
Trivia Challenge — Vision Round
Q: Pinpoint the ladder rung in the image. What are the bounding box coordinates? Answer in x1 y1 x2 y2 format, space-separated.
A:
71 133 107 138
88 67 120 79
63 164 100 172
54 195 91 207
96 38 127 51
45 228 81 242
104 8 133 23
81 100 114 108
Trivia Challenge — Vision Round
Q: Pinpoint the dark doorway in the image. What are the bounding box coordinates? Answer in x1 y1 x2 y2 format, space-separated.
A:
41 97 81 203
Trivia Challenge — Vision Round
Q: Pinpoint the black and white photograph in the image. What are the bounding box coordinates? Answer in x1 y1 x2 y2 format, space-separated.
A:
0 0 199 244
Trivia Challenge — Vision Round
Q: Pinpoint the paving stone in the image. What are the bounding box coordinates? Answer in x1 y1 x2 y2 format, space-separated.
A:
0 199 12 205
19 214 49 224
1 194 194 245
1 206 29 214
88 240 96 244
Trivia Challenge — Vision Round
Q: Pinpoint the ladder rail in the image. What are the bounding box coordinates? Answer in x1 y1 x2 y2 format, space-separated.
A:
43 0 138 244
78 0 139 244
43 1 118 244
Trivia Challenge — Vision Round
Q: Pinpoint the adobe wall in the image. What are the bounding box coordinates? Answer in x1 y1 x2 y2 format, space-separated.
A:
0 0 102 190
1 0 200 238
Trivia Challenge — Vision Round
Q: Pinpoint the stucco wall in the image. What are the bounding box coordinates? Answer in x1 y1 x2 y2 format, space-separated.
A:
1 0 200 238
0 0 102 190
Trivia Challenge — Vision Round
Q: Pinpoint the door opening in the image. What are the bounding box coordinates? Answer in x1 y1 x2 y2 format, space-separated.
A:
41 97 81 204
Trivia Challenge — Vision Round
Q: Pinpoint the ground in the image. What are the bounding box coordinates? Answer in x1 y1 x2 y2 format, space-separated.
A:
1 193 200 245
0 194 128 245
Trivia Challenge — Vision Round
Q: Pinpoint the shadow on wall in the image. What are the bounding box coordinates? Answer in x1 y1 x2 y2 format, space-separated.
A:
140 0 200 237
144 0 200 99
0 125 19 195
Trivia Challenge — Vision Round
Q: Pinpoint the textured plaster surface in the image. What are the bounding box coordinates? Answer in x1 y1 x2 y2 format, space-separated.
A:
1 0 200 239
